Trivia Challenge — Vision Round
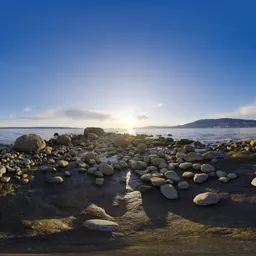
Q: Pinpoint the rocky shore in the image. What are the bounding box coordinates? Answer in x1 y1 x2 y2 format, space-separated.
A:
0 127 255 253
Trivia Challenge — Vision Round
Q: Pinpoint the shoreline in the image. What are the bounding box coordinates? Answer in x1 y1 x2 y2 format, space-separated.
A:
0 129 255 253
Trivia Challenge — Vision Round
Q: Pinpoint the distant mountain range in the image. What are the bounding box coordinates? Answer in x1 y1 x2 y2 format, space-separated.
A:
139 118 256 129
0 127 82 129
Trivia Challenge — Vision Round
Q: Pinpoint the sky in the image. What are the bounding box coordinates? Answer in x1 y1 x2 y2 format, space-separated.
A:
0 0 255 128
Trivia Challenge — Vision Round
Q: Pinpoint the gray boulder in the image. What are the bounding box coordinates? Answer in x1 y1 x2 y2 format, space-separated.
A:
84 127 105 137
193 192 221 206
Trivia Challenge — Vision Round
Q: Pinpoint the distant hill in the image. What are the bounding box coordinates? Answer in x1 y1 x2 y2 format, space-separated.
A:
139 118 256 129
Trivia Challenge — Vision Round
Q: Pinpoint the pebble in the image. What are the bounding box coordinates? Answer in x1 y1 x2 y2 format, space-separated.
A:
179 162 192 170
219 177 229 183
89 159 96 165
95 178 104 186
83 219 119 231
227 173 237 179
192 163 201 170
150 177 166 186
216 170 227 178
65 171 71 177
59 160 69 168
99 163 114 176
20 178 29 184
48 176 64 184
164 171 180 182
193 173 208 183
166 179 174 184
211 158 218 163
141 173 151 181
182 171 194 178
208 171 216 177
1 176 11 183
201 164 215 173
178 181 189 189
138 185 152 193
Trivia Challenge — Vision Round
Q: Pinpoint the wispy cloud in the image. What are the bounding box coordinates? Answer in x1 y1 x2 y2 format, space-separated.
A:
133 114 149 121
212 104 256 119
23 105 36 112
153 103 163 108
11 109 111 121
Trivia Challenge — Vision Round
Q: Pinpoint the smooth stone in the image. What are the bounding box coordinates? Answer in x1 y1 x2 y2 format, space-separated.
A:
208 171 216 177
179 162 193 170
193 192 220 206
167 163 176 170
141 174 151 181
85 204 114 220
59 160 69 168
0 165 6 177
201 164 215 173
64 171 71 177
160 184 178 199
216 170 227 178
83 219 119 232
159 162 168 169
184 152 203 162
166 179 174 184
95 178 104 186
150 177 166 186
151 157 166 167
176 152 186 160
89 159 97 165
182 171 194 178
193 173 208 183
24 159 31 166
119 160 128 168
219 177 230 183
178 181 189 189
176 158 184 164
48 176 64 184
192 163 201 170
164 171 180 182
227 173 237 179
99 163 114 176
20 178 29 184
1 176 11 183
211 158 218 163
94 171 103 177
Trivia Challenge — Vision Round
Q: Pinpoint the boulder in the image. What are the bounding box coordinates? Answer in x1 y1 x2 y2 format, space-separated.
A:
184 152 203 162
83 219 119 231
14 134 46 153
201 164 215 173
160 184 178 199
99 163 114 176
57 135 71 146
193 192 220 206
193 173 208 183
164 171 180 182
84 127 105 137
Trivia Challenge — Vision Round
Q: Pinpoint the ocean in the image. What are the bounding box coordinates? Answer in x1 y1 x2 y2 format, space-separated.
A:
0 127 256 145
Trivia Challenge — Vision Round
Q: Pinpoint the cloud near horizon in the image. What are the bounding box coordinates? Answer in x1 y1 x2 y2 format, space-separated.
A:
133 114 149 121
212 104 256 119
10 109 111 121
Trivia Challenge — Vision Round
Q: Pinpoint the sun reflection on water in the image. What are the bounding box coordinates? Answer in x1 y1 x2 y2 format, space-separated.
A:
127 128 136 135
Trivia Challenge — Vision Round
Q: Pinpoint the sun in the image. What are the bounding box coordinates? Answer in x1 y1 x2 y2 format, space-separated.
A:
125 116 135 126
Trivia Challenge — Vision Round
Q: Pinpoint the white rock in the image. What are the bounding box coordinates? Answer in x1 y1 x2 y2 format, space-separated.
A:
160 184 178 199
193 192 220 206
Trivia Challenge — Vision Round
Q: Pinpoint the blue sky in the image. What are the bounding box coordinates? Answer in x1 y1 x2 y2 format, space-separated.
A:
0 0 255 128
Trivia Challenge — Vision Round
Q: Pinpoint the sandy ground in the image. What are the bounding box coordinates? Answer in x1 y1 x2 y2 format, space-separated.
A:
0 155 255 254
